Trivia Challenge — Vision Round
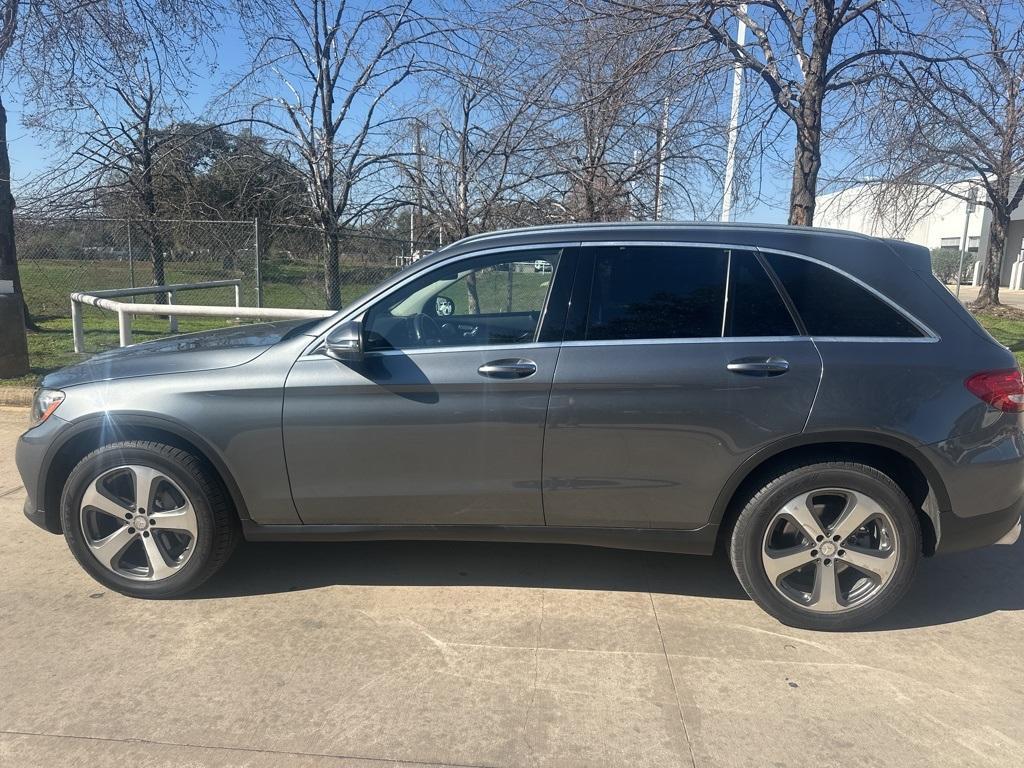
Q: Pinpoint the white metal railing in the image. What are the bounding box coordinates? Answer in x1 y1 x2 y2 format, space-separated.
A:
70 279 334 352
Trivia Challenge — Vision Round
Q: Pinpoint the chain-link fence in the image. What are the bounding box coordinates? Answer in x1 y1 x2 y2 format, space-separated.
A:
15 216 438 320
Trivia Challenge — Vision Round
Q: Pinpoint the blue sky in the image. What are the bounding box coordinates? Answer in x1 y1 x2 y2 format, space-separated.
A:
6 18 793 224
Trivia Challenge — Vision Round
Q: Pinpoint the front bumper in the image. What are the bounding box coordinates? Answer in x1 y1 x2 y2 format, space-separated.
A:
15 414 68 535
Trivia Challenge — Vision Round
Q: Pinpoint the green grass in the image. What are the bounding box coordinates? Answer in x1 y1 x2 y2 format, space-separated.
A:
2 258 387 388
976 313 1024 367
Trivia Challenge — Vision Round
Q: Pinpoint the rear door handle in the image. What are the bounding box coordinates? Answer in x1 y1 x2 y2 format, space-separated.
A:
478 358 538 379
727 356 790 376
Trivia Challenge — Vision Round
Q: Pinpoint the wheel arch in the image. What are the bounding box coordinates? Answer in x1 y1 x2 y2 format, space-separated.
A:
40 414 249 534
713 432 948 556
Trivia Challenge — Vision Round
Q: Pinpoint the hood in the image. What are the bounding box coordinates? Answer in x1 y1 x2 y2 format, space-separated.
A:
43 319 317 389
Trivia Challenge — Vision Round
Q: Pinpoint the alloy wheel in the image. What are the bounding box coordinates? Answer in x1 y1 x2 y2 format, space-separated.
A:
760 488 900 613
79 465 198 581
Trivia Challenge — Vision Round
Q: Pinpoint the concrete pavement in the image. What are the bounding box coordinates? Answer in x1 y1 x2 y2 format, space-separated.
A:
1 406 1023 768
955 285 1024 308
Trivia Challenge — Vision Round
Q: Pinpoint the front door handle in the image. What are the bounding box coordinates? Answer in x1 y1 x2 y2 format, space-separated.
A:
727 356 790 376
478 358 538 379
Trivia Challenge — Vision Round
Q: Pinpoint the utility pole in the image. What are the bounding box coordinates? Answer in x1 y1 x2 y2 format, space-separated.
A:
721 3 747 223
956 187 978 299
654 97 669 220
414 120 424 252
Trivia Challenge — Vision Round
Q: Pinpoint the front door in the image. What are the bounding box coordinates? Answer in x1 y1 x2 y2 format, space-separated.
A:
283 246 576 526
543 244 822 529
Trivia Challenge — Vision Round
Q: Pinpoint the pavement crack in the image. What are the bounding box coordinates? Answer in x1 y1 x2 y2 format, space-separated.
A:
649 592 699 768
0 728 496 768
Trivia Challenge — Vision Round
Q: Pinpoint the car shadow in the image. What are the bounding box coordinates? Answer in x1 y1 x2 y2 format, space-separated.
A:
190 539 747 602
189 536 1024 630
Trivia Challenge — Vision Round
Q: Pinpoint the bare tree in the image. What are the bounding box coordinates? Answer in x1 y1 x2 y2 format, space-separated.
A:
231 0 445 310
404 35 554 242
25 28 225 300
3 0 220 322
863 0 1024 308
578 0 924 225
520 5 728 222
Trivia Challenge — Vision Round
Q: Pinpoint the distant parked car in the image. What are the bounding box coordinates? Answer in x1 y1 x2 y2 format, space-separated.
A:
16 223 1023 630
534 259 553 272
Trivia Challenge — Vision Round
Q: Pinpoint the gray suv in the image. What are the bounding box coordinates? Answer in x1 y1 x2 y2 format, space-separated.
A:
15 223 1024 630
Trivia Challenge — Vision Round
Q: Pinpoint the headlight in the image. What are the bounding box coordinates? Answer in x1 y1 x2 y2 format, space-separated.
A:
30 389 65 426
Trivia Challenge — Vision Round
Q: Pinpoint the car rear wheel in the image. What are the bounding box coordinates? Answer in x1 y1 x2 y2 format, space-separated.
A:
61 441 238 598
729 461 921 630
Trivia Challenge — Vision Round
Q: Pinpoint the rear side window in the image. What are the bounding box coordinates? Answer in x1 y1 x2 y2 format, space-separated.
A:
725 251 799 337
764 253 923 338
586 246 727 340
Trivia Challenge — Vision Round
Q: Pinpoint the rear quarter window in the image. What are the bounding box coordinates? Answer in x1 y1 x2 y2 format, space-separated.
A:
764 253 923 338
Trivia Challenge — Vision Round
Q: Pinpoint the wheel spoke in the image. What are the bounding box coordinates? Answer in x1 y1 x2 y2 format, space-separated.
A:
830 493 884 543
762 545 815 583
810 563 844 611
839 545 897 582
131 466 164 512
149 504 197 538
81 480 130 521
141 534 176 580
779 493 827 542
88 526 136 570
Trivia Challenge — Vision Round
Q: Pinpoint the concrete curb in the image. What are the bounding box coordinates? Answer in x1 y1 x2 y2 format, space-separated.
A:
0 387 35 408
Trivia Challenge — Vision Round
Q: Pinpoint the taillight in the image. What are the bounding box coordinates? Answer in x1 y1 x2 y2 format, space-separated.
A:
965 369 1024 413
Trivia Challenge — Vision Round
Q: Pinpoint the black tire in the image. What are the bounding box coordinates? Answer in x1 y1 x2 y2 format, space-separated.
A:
61 441 239 598
729 461 921 631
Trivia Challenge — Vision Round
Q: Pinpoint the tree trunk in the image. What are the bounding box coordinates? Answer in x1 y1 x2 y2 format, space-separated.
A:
788 93 824 227
139 153 167 305
972 209 1006 309
324 225 342 311
143 221 167 304
0 91 37 333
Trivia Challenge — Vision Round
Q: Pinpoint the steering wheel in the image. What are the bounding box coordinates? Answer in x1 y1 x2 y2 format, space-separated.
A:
412 313 444 345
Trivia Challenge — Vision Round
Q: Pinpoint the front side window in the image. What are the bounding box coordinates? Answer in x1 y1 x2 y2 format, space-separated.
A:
585 245 728 341
764 253 923 338
364 249 562 350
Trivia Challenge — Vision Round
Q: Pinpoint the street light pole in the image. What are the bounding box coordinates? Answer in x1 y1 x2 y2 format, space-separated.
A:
956 187 978 299
721 3 747 223
654 97 668 220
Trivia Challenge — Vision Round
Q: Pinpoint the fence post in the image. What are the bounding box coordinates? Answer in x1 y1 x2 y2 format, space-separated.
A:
118 309 133 347
254 217 264 308
167 290 178 333
127 220 136 303
71 299 85 353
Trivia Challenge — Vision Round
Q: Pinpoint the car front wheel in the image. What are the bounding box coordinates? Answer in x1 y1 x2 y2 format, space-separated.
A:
61 441 238 598
729 461 921 631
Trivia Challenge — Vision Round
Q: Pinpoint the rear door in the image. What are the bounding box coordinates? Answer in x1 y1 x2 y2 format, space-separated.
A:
542 243 822 529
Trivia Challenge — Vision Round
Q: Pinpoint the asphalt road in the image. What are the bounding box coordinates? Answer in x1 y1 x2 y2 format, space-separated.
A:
1 406 1022 768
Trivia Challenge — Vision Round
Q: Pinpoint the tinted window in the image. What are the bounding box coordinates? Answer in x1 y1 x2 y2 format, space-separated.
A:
586 246 727 340
765 253 923 338
725 251 799 337
364 249 561 350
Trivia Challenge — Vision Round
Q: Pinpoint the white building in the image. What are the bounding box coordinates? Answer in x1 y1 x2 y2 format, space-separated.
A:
817 180 1024 287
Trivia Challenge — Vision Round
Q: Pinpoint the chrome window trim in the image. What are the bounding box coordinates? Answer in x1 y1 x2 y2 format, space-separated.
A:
561 336 811 348
556 336 938 348
365 341 563 358
810 336 940 344
305 241 580 356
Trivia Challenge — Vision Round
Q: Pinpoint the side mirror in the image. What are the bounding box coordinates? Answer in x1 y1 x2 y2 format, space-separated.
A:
324 319 364 363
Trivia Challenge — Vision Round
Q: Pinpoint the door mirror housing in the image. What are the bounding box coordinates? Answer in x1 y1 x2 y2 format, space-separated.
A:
324 319 364 362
